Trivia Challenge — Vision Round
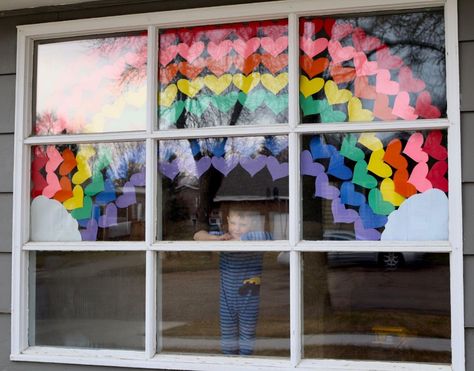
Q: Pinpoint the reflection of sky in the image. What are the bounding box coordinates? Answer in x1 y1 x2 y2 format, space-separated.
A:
35 36 147 135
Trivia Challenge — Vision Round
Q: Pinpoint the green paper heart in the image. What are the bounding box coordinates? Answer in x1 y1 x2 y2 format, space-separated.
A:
300 94 320 116
93 148 112 174
160 100 185 123
340 134 365 161
211 92 239 113
84 173 104 196
266 93 288 115
368 188 395 215
320 104 347 123
238 90 266 112
185 96 211 117
71 195 93 220
352 160 377 189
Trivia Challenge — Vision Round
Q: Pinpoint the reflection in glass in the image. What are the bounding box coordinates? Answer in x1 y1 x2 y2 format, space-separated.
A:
158 136 289 241
160 251 289 356
303 252 450 363
29 252 146 350
30 142 146 242
158 20 288 129
299 10 446 123
301 131 448 241
34 33 147 135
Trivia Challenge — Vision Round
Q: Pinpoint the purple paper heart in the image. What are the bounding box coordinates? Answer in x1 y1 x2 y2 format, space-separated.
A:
354 218 381 241
315 172 340 200
98 203 118 228
130 169 146 186
159 159 180 180
300 150 325 177
212 155 239 176
266 156 289 181
80 218 98 241
331 197 359 223
195 156 212 178
115 181 137 208
240 155 267 177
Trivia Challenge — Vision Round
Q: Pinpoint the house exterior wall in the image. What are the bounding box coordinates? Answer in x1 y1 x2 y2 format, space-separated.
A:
0 0 470 370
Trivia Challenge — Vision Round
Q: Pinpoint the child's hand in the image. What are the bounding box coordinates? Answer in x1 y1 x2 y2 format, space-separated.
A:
219 233 234 240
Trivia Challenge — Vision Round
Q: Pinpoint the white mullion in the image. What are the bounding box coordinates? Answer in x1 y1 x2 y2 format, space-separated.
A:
145 250 157 358
24 131 148 145
288 13 300 130
297 240 451 252
23 241 146 251
150 240 290 252
290 250 302 367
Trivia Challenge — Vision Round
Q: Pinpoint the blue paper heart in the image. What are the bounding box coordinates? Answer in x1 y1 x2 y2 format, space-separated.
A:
359 203 388 229
206 138 227 157
265 136 288 156
309 136 336 160
95 178 117 205
327 153 352 180
340 181 366 206
189 139 201 157
77 204 101 227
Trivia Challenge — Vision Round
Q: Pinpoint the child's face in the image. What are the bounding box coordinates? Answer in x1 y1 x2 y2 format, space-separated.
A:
227 212 252 240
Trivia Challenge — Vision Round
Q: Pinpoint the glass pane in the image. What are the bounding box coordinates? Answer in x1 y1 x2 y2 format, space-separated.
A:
303 252 450 363
29 252 145 350
160 251 289 356
299 10 446 123
158 20 288 129
301 130 448 240
34 33 147 135
158 136 289 241
30 142 145 241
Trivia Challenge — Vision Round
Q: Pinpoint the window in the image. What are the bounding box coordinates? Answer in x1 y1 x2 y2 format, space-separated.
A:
11 0 463 370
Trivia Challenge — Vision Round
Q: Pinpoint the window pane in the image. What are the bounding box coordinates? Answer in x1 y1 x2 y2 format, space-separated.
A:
29 252 146 350
160 251 289 356
158 20 288 129
303 252 450 363
34 33 147 135
299 10 446 123
158 136 289 241
30 142 145 241
301 130 448 241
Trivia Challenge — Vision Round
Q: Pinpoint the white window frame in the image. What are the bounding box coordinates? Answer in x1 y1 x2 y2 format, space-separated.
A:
10 0 463 370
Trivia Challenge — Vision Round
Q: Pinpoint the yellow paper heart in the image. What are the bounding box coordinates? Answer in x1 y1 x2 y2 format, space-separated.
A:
232 73 261 94
158 84 178 107
204 74 233 95
367 149 393 178
177 77 204 98
63 185 84 210
72 155 92 185
78 145 96 160
348 97 374 122
324 80 352 105
261 73 288 95
358 133 383 151
380 178 405 206
299 76 324 98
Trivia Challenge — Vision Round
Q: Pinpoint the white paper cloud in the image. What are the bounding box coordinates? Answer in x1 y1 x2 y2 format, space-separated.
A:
31 196 82 241
381 189 448 241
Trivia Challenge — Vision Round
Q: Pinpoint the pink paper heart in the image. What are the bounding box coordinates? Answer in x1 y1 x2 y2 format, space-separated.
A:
408 162 433 192
159 45 179 67
233 38 260 58
403 132 429 163
260 36 288 57
328 40 354 64
375 69 399 95
376 47 403 70
352 27 382 52
300 37 328 59
43 172 61 198
45 145 64 174
177 42 205 63
398 66 425 93
392 91 418 120
207 40 233 60
331 22 353 41
353 52 378 76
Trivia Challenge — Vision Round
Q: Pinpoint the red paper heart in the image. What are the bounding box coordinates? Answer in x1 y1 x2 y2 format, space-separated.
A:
398 66 425 93
330 64 356 84
206 56 234 77
233 21 259 41
178 59 206 80
59 148 77 176
300 56 328 78
300 18 324 38
323 18 336 38
261 19 288 40
393 168 417 197
384 139 408 170
415 91 441 119
261 54 288 74
159 64 179 85
427 160 448 192
53 176 74 202
422 130 447 161
234 54 261 75
352 27 382 52
177 27 202 45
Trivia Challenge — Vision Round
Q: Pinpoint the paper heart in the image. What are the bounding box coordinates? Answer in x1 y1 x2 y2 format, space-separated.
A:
233 22 259 41
115 181 137 208
348 97 374 122
240 155 267 177
160 101 185 124
367 149 392 178
266 93 288 116
353 52 378 77
427 160 448 192
234 54 261 75
300 56 328 79
159 45 179 67
233 37 260 58
159 159 180 180
403 132 429 163
320 102 347 123
299 76 324 98
408 162 433 192
177 42 205 63
358 203 387 229
177 77 204 98
354 76 376 100
300 95 320 116
392 91 418 120
159 32 177 49
177 28 201 46
260 36 288 57
328 40 355 64
210 92 239 113
206 56 234 77
261 54 288 74
238 90 266 111
53 176 73 203
309 135 336 160
423 130 447 161
185 96 212 117
159 84 178 107
331 197 359 223
261 19 287 40
415 91 441 119
130 169 146 187
84 173 104 196
376 69 399 95
159 64 179 84
376 47 403 70
368 188 395 215
358 133 383 152
300 150 325 177
98 202 118 228
265 136 287 156
63 185 84 210
43 172 62 198
204 74 233 95
393 168 417 198
80 218 98 241
354 217 381 241
340 181 366 206
205 26 233 43
300 37 328 58
207 138 227 157
266 156 289 181
352 160 377 189
207 40 233 60
373 93 397 121
384 139 408 170
178 59 206 80
195 156 212 178
329 64 356 84
233 72 261 94
340 134 365 162
327 152 352 180
45 146 64 173
300 18 323 38
398 66 425 93
315 172 339 200
261 73 288 95
352 27 382 53
72 155 92 185
324 80 352 105
93 149 112 175
59 148 77 176
71 195 93 220
331 22 353 41
95 178 117 205
380 178 405 206
211 155 239 176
